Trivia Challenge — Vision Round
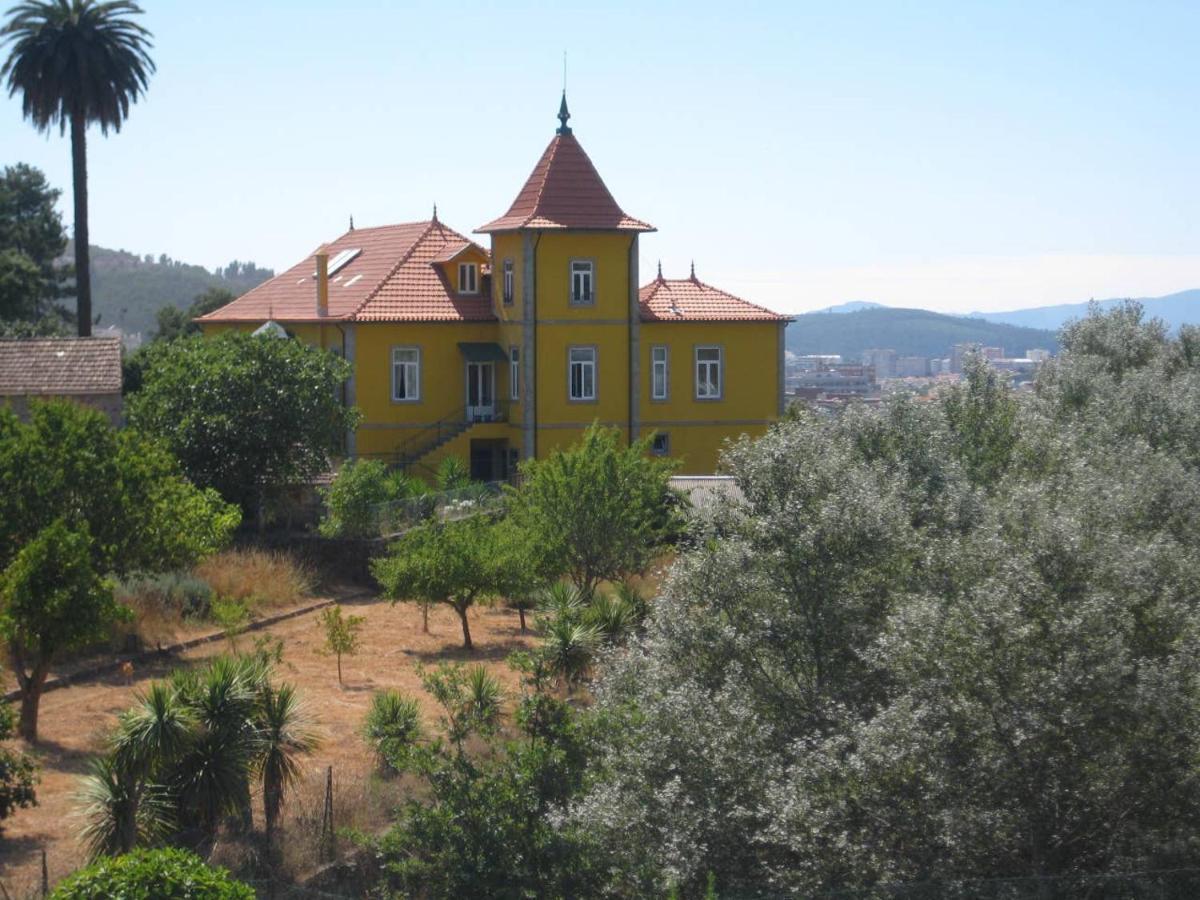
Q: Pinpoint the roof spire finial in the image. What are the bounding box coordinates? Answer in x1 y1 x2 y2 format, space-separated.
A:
690 259 696 281
432 202 438 223
557 89 571 135
349 214 354 231
657 259 663 281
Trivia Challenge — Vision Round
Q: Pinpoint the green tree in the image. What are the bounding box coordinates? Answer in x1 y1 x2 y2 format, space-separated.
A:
506 424 680 599
0 400 240 577
319 604 364 686
0 163 71 322
0 689 37 823
373 516 531 650
50 848 254 899
127 332 359 516
319 458 404 538
1 0 155 337
152 286 235 342
0 521 122 742
0 400 238 742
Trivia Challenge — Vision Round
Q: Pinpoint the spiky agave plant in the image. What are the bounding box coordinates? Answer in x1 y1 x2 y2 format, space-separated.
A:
257 681 318 841
584 592 636 643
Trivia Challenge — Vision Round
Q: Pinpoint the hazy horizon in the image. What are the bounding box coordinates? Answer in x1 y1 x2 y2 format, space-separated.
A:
3 1 1197 316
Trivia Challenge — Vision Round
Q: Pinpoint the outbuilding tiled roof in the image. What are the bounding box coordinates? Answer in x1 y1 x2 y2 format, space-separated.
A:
476 131 653 234
639 273 791 323
198 221 494 324
0 337 122 395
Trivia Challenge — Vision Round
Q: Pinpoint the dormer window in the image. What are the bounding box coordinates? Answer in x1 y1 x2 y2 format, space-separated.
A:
459 262 478 294
570 260 594 305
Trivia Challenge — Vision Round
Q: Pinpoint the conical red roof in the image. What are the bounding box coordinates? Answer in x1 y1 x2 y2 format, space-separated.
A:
477 131 653 233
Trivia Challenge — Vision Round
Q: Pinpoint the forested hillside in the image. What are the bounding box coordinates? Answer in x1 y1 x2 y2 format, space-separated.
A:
69 243 272 336
787 306 1058 358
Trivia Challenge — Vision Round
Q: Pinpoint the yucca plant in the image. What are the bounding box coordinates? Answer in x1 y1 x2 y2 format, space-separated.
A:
362 689 424 773
170 657 264 841
541 617 600 693
536 581 586 625
257 681 318 841
76 753 172 859
584 592 636 643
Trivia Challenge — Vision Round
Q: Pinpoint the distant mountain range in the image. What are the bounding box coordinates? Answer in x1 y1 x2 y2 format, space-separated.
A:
66 243 273 338
786 307 1057 361
972 289 1200 332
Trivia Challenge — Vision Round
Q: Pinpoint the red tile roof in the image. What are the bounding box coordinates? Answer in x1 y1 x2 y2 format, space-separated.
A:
639 273 791 323
199 221 495 324
0 337 122 395
477 132 653 233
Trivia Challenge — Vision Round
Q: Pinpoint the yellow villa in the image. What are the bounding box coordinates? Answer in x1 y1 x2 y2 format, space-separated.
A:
200 97 790 479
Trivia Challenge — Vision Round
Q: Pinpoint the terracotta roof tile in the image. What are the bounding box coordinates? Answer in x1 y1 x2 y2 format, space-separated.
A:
0 337 122 395
639 275 791 323
355 223 495 322
199 221 496 324
477 132 653 233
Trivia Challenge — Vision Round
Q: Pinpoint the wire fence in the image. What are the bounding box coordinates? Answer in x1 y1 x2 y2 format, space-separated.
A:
371 480 506 537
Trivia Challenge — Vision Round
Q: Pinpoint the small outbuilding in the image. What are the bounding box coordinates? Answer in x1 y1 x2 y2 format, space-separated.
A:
0 336 123 424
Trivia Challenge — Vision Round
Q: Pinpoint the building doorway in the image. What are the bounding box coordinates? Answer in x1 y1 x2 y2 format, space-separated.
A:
466 362 495 422
469 438 508 482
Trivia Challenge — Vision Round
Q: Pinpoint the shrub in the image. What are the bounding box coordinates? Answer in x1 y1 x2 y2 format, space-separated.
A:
50 848 254 899
362 689 424 772
194 548 313 610
115 572 214 620
319 459 399 539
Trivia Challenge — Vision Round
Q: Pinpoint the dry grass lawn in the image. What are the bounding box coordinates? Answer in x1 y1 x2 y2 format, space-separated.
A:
0 592 541 897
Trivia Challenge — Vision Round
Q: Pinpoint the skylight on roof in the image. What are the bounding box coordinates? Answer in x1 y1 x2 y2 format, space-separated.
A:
314 248 361 279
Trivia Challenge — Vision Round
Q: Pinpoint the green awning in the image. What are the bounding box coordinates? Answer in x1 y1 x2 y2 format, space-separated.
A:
457 342 508 363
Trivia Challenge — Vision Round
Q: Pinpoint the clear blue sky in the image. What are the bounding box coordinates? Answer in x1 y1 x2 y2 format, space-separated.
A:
3 0 1198 314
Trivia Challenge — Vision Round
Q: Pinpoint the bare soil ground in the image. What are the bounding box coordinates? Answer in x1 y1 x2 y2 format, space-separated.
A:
0 592 541 897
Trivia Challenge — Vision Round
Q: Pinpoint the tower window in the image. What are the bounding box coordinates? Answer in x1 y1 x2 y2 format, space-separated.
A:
568 346 596 401
651 345 669 400
570 260 594 305
651 432 670 456
458 262 478 294
695 346 723 400
503 259 514 305
510 346 520 401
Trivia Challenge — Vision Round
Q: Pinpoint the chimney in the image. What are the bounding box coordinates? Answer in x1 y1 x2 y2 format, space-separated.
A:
315 249 329 316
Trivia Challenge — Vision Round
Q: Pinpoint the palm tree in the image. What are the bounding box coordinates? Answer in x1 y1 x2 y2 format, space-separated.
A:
256 682 318 842
1 0 154 336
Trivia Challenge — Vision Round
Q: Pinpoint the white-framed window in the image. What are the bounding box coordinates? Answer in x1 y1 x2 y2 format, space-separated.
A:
392 346 421 402
458 262 478 294
568 346 596 401
651 344 669 400
695 346 723 400
510 346 520 401
570 259 594 305
502 259 514 305
651 432 669 456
